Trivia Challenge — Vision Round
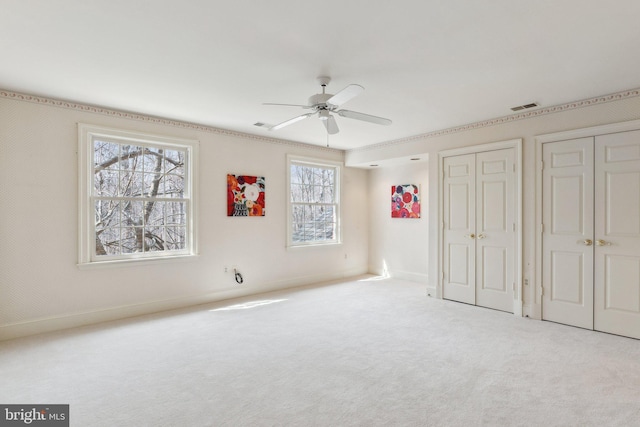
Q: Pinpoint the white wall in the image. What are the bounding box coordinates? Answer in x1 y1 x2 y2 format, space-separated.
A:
351 90 640 316
368 160 429 286
5 88 640 340
0 95 369 340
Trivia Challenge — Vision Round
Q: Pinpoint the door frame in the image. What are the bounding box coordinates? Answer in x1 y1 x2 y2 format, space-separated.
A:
534 118 640 320
438 139 523 316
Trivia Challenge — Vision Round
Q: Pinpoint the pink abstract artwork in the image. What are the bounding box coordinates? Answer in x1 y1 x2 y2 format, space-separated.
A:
391 184 420 218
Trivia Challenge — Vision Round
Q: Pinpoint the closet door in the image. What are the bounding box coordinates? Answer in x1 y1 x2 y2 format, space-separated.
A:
541 138 594 329
475 149 516 312
594 130 640 339
443 148 516 312
443 154 476 305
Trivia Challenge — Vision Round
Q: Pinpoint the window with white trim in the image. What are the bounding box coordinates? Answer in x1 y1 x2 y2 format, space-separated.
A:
287 156 341 246
78 124 198 266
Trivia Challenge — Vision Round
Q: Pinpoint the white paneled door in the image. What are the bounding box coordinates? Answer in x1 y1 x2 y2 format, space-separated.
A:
594 131 640 339
443 148 516 312
542 137 594 328
542 130 640 339
443 153 476 305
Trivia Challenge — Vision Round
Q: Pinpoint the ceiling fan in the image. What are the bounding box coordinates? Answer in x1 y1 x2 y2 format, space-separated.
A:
263 76 392 135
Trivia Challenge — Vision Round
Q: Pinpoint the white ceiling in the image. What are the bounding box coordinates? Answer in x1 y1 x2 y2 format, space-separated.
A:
2 0 640 150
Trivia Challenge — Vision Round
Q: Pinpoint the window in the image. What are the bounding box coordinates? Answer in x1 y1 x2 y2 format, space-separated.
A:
287 156 341 246
78 124 198 266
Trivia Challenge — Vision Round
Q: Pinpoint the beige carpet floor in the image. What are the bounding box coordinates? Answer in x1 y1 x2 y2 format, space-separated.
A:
1 276 639 426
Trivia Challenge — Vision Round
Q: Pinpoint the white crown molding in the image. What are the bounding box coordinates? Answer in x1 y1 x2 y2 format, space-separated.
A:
5 87 640 156
0 89 341 154
348 87 640 154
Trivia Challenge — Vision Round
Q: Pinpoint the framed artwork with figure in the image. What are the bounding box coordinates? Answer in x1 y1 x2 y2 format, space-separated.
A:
227 174 265 216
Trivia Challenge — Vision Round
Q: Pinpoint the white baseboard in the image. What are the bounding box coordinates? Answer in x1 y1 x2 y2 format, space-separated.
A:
386 270 436 296
389 270 428 284
523 303 541 320
0 267 369 341
365 267 432 294
425 286 437 298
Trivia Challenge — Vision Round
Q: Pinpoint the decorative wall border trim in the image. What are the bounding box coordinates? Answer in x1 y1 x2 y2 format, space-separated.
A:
348 87 640 153
0 89 341 153
4 87 640 156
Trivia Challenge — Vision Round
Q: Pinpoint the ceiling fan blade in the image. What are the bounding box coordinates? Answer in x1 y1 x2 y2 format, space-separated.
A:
269 112 314 131
323 115 339 134
326 84 364 107
263 103 313 109
337 109 392 125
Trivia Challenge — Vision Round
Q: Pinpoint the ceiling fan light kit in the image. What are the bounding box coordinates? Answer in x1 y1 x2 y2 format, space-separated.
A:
318 109 330 121
263 76 392 135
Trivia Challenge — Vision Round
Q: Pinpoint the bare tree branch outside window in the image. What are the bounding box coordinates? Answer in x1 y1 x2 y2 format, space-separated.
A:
290 163 338 244
93 139 187 256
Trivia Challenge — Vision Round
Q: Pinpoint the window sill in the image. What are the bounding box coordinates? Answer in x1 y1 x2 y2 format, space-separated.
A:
287 241 342 250
77 254 199 270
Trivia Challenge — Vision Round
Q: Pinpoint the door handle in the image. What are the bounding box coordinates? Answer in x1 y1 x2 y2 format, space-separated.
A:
580 239 593 246
465 234 475 239
477 234 486 239
595 239 611 246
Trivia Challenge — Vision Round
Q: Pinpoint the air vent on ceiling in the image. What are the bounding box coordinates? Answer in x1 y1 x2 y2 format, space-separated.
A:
511 102 539 112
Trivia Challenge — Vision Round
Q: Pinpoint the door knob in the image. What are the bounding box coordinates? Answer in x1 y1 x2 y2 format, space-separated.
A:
596 239 611 246
580 239 593 246
477 234 486 239
466 234 475 239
